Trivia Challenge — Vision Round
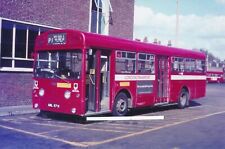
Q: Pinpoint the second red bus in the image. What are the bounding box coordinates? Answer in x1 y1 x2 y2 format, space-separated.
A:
207 68 224 83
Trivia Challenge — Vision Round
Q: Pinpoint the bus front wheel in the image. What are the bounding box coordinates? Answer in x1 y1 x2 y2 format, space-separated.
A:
178 89 189 109
113 93 128 116
39 110 49 118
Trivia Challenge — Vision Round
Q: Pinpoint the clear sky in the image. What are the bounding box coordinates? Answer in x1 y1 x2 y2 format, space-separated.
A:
134 0 225 60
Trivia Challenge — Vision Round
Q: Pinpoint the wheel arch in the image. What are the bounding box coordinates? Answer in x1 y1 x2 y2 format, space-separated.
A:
181 85 190 99
181 85 189 94
115 89 133 108
180 85 190 107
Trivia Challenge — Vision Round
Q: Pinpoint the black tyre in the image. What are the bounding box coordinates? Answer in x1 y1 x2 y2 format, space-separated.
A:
39 110 49 118
113 93 128 116
178 89 189 109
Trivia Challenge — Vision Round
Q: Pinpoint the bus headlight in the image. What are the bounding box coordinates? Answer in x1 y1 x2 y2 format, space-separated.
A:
39 88 45 97
34 103 39 108
71 108 76 114
64 90 71 99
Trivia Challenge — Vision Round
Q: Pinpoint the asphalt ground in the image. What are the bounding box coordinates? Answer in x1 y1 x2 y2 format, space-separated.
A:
0 83 224 149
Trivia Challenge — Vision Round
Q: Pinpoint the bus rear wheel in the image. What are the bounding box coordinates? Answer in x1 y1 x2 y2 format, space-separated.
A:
178 89 189 109
113 93 128 116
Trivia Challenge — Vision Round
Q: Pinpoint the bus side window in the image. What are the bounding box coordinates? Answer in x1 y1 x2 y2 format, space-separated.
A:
116 50 136 74
174 62 178 71
179 58 185 72
172 57 179 71
138 53 154 74
196 60 204 73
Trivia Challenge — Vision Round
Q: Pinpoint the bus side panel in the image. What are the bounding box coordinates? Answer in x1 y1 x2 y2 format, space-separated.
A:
136 79 157 107
170 80 195 102
136 94 155 107
170 79 206 102
114 81 156 108
194 80 206 99
113 79 156 108
114 81 137 108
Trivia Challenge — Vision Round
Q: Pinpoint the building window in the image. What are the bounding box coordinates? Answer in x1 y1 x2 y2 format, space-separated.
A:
0 18 57 71
28 26 39 59
90 0 112 35
91 0 103 34
1 20 13 67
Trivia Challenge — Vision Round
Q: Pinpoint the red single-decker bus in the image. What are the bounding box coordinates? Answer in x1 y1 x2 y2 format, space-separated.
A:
32 30 206 116
207 68 224 83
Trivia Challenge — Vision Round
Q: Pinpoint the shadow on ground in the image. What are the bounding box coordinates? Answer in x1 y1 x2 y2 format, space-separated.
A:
36 101 202 124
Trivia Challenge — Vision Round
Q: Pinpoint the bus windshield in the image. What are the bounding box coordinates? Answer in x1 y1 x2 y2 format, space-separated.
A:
34 50 82 80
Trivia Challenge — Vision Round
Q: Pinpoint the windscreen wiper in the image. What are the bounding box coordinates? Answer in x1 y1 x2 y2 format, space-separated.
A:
40 68 69 83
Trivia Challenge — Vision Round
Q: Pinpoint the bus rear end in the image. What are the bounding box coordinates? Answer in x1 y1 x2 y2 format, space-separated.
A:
207 68 224 83
32 30 86 116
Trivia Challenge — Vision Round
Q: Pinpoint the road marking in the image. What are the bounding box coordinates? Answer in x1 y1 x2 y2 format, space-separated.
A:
188 105 209 109
1 118 14 122
86 116 164 121
38 127 73 135
1 110 225 147
32 122 133 134
0 124 88 148
84 123 148 132
95 122 147 129
17 117 30 120
89 125 142 131
84 110 225 146
10 121 22 124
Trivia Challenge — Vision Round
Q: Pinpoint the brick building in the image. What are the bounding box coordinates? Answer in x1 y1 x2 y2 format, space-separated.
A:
0 0 134 107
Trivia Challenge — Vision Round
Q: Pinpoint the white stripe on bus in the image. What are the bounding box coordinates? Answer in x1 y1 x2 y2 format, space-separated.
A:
115 75 155 81
115 75 206 81
171 75 206 80
207 77 220 80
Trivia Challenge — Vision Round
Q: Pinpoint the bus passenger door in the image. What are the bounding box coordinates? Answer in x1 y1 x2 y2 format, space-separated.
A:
86 49 110 112
156 56 169 104
100 54 110 111
87 50 97 111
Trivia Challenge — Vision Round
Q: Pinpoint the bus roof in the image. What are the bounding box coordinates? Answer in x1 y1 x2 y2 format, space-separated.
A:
35 29 205 60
